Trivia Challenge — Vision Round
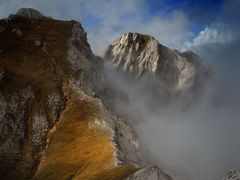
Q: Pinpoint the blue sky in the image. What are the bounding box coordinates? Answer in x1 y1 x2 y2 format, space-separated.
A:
147 0 224 32
148 0 223 17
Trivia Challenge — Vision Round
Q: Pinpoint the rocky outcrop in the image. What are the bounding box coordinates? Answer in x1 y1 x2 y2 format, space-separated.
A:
16 8 45 19
67 22 105 97
101 32 212 95
223 169 240 180
127 165 171 180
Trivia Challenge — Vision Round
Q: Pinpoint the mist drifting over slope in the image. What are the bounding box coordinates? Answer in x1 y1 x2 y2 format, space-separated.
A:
102 38 240 179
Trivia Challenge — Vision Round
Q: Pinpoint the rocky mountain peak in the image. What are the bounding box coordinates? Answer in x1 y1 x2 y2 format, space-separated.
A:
118 32 157 48
16 8 45 19
101 32 212 93
102 32 162 76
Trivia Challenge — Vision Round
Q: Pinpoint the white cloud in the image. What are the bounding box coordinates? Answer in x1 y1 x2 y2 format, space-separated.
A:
132 11 192 51
183 26 234 50
86 5 192 53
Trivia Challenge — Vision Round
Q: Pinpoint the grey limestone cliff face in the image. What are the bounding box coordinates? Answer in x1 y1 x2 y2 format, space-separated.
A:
68 22 106 97
101 32 212 95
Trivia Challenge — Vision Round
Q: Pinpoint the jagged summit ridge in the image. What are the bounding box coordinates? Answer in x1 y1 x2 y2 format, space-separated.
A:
103 32 161 75
102 32 212 92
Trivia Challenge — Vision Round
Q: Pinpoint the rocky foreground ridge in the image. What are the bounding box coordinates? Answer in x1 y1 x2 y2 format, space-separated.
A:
0 8 172 180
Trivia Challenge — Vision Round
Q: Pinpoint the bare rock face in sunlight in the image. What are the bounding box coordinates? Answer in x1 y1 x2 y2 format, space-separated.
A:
0 8 167 180
101 32 212 95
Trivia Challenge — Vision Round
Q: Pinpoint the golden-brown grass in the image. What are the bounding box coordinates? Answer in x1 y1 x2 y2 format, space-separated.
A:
35 88 136 180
